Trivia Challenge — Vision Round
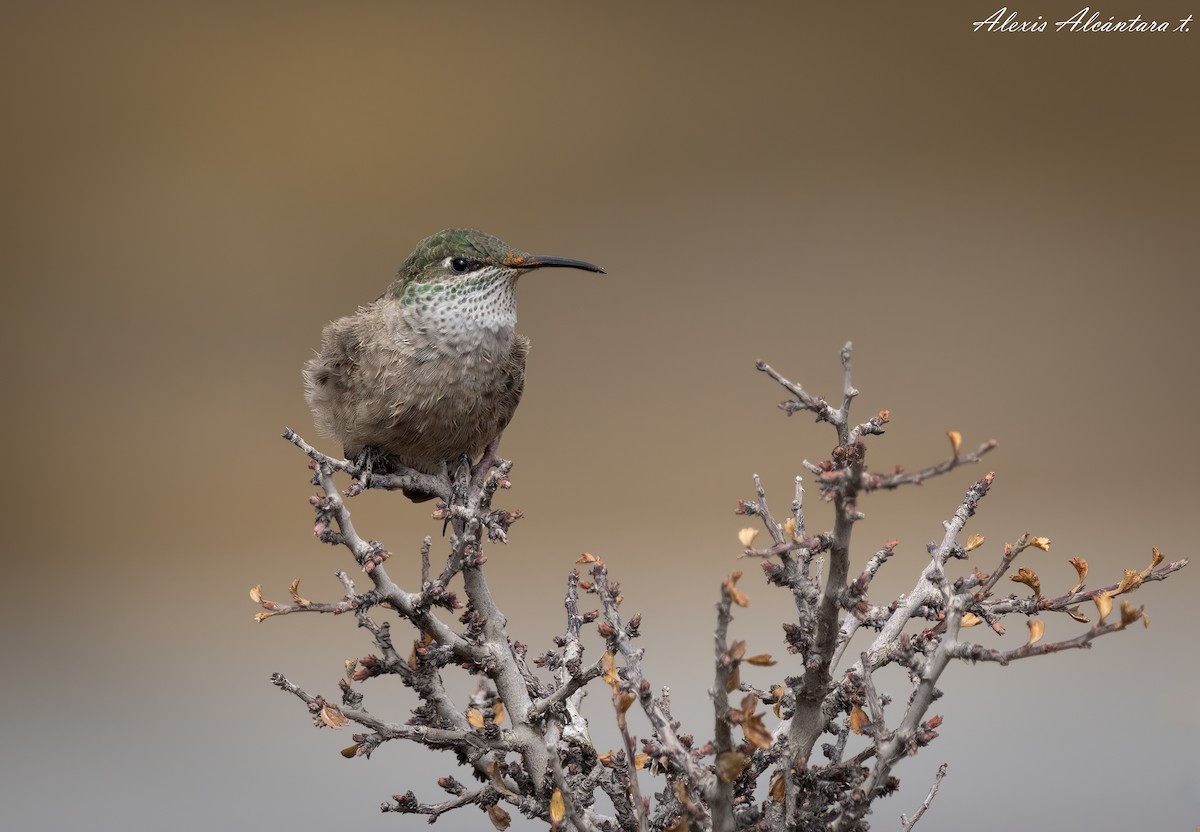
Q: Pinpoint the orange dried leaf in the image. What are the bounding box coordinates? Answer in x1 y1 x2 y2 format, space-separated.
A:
1094 591 1113 621
340 743 359 758
743 713 773 750
618 691 636 713
492 703 505 726
576 552 598 564
961 613 982 627
633 753 650 770
1027 619 1045 646
549 790 565 823
849 704 869 735
319 704 348 729
738 528 759 548
947 430 962 455
725 664 741 693
602 653 618 686
965 534 985 553
1068 557 1088 593
249 584 264 604
1066 606 1090 624
253 611 276 622
769 770 786 801
487 804 511 830
716 751 749 783
1114 569 1143 596
596 751 615 768
729 586 750 607
1119 600 1141 628
1030 536 1052 551
746 653 776 667
1149 547 1165 570
467 708 485 729
771 684 785 718
728 640 746 661
1011 567 1041 596
288 578 309 605
783 517 797 539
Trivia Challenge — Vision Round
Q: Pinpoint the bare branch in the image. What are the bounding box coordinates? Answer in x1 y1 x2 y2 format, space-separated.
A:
901 763 947 831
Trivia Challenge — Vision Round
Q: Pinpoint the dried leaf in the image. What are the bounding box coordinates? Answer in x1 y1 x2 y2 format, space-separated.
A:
960 613 982 627
771 684 785 718
549 790 565 823
715 751 749 783
1011 567 1041 596
728 640 746 662
738 527 759 548
725 664 741 693
1030 536 1052 551
340 743 359 758
319 704 348 728
1068 557 1088 593
724 570 749 606
248 584 264 603
288 578 309 606
576 552 598 564
1149 547 1165 570
1066 606 1090 623
344 659 356 680
618 691 636 714
1094 591 1113 621
964 534 985 553
467 707 485 729
849 704 869 735
742 712 773 750
673 780 690 805
253 611 276 622
1027 619 1045 646
596 751 615 768
1114 569 1143 596
1119 600 1141 628
783 517 796 539
602 653 618 687
487 762 517 796
947 430 962 456
487 804 511 830
634 753 650 770
746 653 777 667
769 770 786 801
492 703 505 726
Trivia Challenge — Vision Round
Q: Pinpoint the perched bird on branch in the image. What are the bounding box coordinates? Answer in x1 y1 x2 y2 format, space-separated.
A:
304 228 604 500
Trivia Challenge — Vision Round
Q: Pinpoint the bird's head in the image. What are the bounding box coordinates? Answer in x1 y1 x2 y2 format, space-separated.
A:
389 228 604 301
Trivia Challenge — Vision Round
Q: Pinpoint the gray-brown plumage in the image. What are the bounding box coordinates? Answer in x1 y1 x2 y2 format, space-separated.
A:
304 228 603 499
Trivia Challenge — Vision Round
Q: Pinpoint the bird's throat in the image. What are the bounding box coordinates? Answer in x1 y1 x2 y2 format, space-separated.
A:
398 273 518 354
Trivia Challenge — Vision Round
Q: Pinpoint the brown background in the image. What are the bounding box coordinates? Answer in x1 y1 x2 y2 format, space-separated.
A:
2 2 1196 830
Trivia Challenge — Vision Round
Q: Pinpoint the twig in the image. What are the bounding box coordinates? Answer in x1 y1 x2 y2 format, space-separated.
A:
900 763 947 830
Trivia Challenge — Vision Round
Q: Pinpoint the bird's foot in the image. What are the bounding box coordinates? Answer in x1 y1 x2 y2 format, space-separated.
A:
342 448 379 497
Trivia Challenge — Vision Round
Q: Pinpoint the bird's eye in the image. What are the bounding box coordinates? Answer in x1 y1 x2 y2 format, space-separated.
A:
447 257 473 274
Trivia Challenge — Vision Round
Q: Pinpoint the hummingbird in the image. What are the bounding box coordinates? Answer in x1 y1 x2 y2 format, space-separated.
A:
303 228 604 500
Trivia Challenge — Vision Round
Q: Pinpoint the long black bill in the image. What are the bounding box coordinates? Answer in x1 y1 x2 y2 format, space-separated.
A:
504 255 606 274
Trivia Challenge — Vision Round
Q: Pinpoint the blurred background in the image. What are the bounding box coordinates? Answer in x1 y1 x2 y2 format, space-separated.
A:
2 2 1196 830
